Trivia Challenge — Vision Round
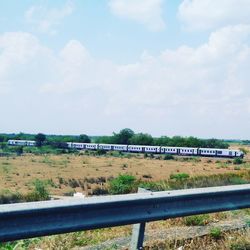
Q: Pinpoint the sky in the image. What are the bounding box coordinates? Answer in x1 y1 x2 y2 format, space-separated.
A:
0 0 250 139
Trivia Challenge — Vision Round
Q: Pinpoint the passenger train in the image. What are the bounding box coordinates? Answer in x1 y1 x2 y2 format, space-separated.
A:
7 139 244 158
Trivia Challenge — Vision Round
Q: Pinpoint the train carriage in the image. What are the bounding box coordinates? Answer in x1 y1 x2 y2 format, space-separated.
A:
128 145 144 153
67 142 85 149
144 146 161 154
198 148 217 157
161 147 177 154
179 147 198 156
112 144 128 151
98 144 112 151
85 143 98 150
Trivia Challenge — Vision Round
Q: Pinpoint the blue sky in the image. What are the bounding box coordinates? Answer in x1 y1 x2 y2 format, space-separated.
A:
0 0 250 139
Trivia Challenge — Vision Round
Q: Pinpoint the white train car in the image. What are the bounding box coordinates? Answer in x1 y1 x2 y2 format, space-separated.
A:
199 148 243 158
85 143 98 150
199 148 217 157
161 147 177 154
98 144 112 150
67 142 85 149
144 146 161 153
8 140 36 146
179 147 198 155
216 149 243 158
128 145 144 153
112 144 128 151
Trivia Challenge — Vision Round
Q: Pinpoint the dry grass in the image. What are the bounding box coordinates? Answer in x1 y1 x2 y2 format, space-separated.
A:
145 228 250 250
0 152 248 196
1 145 250 249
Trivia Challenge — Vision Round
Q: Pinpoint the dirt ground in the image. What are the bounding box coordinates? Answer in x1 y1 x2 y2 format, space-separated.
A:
0 145 249 195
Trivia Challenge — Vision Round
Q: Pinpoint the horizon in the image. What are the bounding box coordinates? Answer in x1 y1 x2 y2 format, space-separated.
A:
1 1 250 139
0 130 248 141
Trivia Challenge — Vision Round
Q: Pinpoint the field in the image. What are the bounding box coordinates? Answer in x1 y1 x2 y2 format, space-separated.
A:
1 146 250 249
0 145 249 196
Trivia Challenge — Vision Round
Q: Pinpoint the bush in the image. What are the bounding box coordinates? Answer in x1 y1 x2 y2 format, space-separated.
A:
210 227 222 239
184 214 209 226
170 173 190 181
109 174 136 194
164 154 174 160
0 190 22 204
92 187 109 195
25 179 49 201
96 149 106 155
233 157 244 165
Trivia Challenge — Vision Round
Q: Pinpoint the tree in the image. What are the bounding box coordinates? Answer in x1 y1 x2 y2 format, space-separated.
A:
79 134 91 143
0 135 5 143
113 128 135 144
15 146 23 156
35 133 46 147
129 133 153 145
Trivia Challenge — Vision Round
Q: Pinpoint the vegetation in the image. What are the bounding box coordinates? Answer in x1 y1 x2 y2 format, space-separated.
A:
210 227 222 239
35 133 46 147
0 129 231 153
184 214 209 226
164 154 174 160
0 180 50 204
95 129 229 148
108 174 136 194
233 157 244 165
170 173 190 181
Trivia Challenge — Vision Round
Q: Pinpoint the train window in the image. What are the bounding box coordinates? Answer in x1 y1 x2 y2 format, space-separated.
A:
217 151 222 154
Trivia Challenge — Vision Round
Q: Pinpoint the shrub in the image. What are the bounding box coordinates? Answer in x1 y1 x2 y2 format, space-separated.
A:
170 173 190 181
96 149 106 155
234 166 241 170
234 157 243 165
164 154 174 160
210 227 222 239
0 190 22 204
109 174 136 194
92 187 109 195
25 179 49 201
184 214 209 226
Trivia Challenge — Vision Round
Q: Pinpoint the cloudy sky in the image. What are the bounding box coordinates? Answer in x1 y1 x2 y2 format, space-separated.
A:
0 0 250 139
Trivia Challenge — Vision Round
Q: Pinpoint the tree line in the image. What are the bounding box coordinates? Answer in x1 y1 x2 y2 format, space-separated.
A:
95 128 229 148
0 129 229 149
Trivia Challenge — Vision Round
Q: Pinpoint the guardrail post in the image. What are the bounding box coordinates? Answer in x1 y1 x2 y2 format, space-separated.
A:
130 188 151 250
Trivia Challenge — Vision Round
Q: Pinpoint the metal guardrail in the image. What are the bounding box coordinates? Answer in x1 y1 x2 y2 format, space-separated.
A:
1 184 250 247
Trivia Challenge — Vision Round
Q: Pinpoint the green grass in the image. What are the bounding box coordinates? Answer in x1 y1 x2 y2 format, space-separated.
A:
184 214 210 226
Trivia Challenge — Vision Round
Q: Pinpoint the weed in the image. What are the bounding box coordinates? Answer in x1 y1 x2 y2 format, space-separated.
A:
234 157 244 165
234 166 241 170
164 154 174 160
210 227 222 239
170 173 190 181
109 174 136 194
184 214 209 226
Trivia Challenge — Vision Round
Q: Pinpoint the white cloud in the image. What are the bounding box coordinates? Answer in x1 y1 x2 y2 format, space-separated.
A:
178 0 250 31
25 0 74 34
109 0 165 31
1 26 250 138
